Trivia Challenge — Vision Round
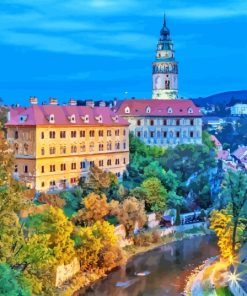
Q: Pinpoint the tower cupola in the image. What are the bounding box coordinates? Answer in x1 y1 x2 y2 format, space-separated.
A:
152 14 179 100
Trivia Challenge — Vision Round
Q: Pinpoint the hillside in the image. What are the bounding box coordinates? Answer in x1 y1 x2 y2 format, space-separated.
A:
193 90 247 107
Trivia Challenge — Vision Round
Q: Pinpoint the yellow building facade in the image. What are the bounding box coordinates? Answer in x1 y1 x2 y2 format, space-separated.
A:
6 100 129 192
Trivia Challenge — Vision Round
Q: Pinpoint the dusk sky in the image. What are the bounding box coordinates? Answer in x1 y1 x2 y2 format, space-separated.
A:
0 0 247 105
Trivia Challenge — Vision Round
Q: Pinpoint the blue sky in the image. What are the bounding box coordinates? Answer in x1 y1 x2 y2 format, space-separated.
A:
0 0 246 105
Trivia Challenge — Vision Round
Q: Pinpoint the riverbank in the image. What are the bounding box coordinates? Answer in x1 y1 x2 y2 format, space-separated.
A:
185 257 232 296
58 224 211 296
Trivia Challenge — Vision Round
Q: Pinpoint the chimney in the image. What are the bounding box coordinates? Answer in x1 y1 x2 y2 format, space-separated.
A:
86 100 95 108
29 96 38 105
69 98 77 106
49 98 58 105
99 101 106 107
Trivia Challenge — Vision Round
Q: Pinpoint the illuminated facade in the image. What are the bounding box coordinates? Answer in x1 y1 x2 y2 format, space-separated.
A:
6 98 129 191
114 99 202 146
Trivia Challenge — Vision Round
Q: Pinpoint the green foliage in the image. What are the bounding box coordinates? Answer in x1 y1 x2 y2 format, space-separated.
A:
202 131 216 150
74 221 124 273
141 177 167 212
0 263 30 296
60 187 83 213
27 206 75 265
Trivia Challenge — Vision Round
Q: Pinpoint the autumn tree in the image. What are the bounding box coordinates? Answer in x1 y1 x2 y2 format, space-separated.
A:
79 165 118 197
210 208 245 259
74 221 124 273
141 177 167 212
73 192 110 226
111 197 147 238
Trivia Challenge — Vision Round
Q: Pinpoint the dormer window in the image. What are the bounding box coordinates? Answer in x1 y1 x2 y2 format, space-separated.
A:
188 107 193 114
146 106 151 113
95 115 103 123
69 114 76 123
81 115 89 123
112 115 119 122
49 114 55 123
125 106 130 114
167 107 173 114
19 115 28 123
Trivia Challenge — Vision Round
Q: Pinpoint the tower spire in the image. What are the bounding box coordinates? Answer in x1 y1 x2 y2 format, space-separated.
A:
152 14 178 100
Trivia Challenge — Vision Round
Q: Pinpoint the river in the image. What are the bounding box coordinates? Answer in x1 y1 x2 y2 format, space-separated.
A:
77 235 218 296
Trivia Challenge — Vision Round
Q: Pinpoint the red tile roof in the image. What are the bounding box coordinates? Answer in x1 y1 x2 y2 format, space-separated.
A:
233 147 247 160
114 99 202 117
210 135 222 148
6 105 129 126
217 150 229 160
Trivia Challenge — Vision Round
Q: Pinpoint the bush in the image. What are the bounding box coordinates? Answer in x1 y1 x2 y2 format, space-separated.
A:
39 193 65 208
134 230 161 246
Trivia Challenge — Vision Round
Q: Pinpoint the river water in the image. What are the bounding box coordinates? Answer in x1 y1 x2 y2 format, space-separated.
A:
78 235 218 296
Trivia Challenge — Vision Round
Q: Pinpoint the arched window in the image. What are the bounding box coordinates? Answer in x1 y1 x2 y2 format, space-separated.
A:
80 143 86 152
125 106 130 114
24 143 28 155
89 142 94 152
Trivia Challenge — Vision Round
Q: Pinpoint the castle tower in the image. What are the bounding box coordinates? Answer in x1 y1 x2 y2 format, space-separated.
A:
152 15 178 100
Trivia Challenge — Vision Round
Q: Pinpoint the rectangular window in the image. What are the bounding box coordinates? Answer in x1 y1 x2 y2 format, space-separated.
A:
41 132 44 139
99 160 104 167
71 131 77 138
176 131 180 138
150 131 154 138
41 166 45 173
190 131 194 138
80 161 86 169
115 159 120 165
60 131 66 138
137 131 141 138
50 165 56 172
61 164 66 171
60 146 66 154
115 129 120 136
49 131 56 139
80 130 85 137
49 147 56 155
41 147 45 155
107 130 111 136
98 130 104 137
89 161 94 167
70 178 77 184
89 130 95 137
71 163 76 170
163 131 167 138
24 165 28 173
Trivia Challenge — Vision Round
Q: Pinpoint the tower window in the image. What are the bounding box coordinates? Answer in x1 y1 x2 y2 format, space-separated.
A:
165 80 170 90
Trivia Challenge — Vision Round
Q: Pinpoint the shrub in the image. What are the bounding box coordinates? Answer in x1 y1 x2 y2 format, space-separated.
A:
39 193 65 208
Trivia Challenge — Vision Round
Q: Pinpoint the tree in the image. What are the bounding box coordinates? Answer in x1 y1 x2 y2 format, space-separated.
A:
73 193 110 226
79 165 118 196
111 197 147 238
0 263 30 296
27 206 75 265
202 131 216 150
143 161 167 184
74 221 124 273
167 191 183 225
141 177 167 212
209 208 245 259
221 170 247 254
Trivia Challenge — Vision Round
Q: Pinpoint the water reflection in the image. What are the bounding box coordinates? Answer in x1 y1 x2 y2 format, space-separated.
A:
77 235 218 296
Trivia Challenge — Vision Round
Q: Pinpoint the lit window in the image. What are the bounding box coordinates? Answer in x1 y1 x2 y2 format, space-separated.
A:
125 106 130 113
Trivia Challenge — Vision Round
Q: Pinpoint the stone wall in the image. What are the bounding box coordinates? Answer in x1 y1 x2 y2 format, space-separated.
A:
55 257 80 288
